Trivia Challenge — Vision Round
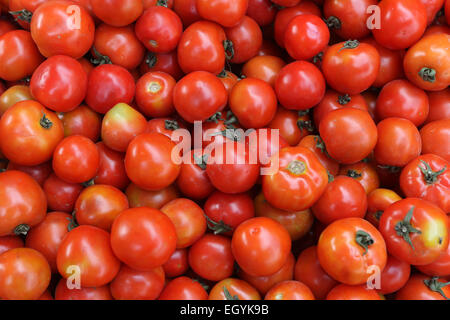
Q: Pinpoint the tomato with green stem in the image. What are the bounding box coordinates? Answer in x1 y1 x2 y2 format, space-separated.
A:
396 274 450 300
224 16 262 64
209 278 261 300
297 135 340 176
365 188 402 228
339 161 380 194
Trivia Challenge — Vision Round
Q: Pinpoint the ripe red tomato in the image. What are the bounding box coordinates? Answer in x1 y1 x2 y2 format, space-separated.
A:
297 135 340 176
140 50 183 80
90 0 143 27
224 16 262 64
417 230 450 277
8 0 47 30
396 274 450 300
339 161 380 194
425 88 450 124
0 85 33 117
55 280 112 300
326 284 383 300
241 55 285 88
43 173 83 213
196 0 248 27
268 108 310 146
30 0 95 58
0 248 51 300
246 0 276 26
420 119 450 162
163 248 189 278
208 278 261 300
379 255 411 294
6 161 52 187
365 188 402 227
60 105 101 142
379 198 449 265
173 0 201 26
0 19 15 36
159 276 208 300
94 142 130 190
265 280 315 300
0 235 23 255
126 183 179 209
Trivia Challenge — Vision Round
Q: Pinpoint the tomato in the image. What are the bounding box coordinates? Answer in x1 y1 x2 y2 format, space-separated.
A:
319 108 377 165
374 118 422 167
318 217 387 285
313 90 369 127
92 142 128 189
0 30 43 81
379 255 411 294
232 217 291 276
322 40 380 95
43 173 83 213
272 0 301 6
447 0 450 24
0 18 16 35
372 0 427 50
197 0 248 27
30 55 87 113
297 136 339 177
25 211 71 273
52 135 100 184
126 183 179 209
0 236 23 255
6 161 52 187
0 170 46 237
163 248 189 278
0 248 51 300
246 0 276 26
229 77 277 128
111 207 176 270
177 21 226 74
90 0 142 26
265 280 315 300
268 108 310 146
257 39 284 57
254 193 313 241
208 278 261 300
173 71 227 122
275 61 326 110
57 225 121 287
110 265 165 300
140 50 183 80
326 284 383 300
216 70 238 94
145 117 188 142
417 230 450 277
0 85 33 117
403 33 450 91
173 0 201 26
92 24 145 70
339 161 380 194
30 0 95 58
159 276 208 300
294 246 338 299
241 55 285 88
60 105 101 142
379 198 449 265
365 188 402 227
224 16 262 64
85 64 136 114
420 120 450 162
396 274 450 300
55 280 113 300
425 88 450 124
284 14 329 61
135 5 182 53
400 154 449 213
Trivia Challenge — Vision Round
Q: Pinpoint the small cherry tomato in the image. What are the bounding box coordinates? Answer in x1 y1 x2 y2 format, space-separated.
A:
159 276 208 300
208 278 261 300
265 280 315 300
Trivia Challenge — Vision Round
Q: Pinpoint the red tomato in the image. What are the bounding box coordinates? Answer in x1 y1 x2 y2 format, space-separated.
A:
326 284 383 300
379 255 411 294
339 161 380 194
0 85 33 117
265 280 315 300
224 16 262 64
268 108 310 146
162 248 189 278
126 183 179 209
420 119 450 162
173 0 201 26
217 70 239 93
55 280 112 300
6 161 52 187
208 278 261 300
140 50 184 80
365 188 402 227
246 0 276 26
60 105 101 142
425 88 450 124
241 55 285 88
0 235 23 255
43 173 83 213
417 230 450 277
94 142 130 190
159 276 208 300
396 274 450 300
90 0 143 27
197 0 248 27
297 135 340 176
0 16 17 34
30 0 95 58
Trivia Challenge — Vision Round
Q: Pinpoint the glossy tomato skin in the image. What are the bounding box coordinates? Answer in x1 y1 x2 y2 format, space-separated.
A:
60 105 101 142
52 135 100 184
95 142 130 190
173 0 201 26
396 274 450 300
30 0 95 58
318 217 387 285
55 280 113 300
126 183 179 209
57 225 121 287
208 278 260 300
326 284 383 300
241 55 285 88
275 61 326 110
43 173 82 213
0 30 44 81
90 0 143 27
268 107 309 146
0 85 33 117
111 207 177 271
372 0 427 50
0 235 23 255
125 132 181 191
30 55 87 113
265 280 315 300
197 0 248 27
420 120 450 162
297 135 340 176
224 16 262 64
232 217 291 277
246 0 276 26
339 161 380 194
110 265 165 300
319 108 378 165
379 255 411 294
0 170 47 237
6 161 52 187
365 188 402 227
0 248 51 300
417 231 450 277
159 276 208 300
162 248 189 278
140 50 184 80
425 88 450 124
135 5 183 53
379 198 449 265
400 154 450 213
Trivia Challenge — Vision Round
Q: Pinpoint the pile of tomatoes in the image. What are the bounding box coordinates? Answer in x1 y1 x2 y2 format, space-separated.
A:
0 0 449 301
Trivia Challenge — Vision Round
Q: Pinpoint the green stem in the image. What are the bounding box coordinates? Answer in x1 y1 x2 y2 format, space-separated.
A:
394 206 422 251
423 277 450 300
418 160 446 185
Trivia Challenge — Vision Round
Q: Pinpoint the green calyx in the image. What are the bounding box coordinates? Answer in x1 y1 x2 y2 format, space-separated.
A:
286 160 306 175
324 16 341 29
164 120 179 131
223 40 235 60
355 230 374 256
223 287 239 300
145 52 157 68
193 153 208 170
338 40 360 52
346 169 362 179
207 112 224 124
338 94 351 105
66 211 79 232
374 210 383 221
40 113 53 129
14 224 30 236
297 119 314 133
418 67 436 83
419 160 446 185
9 9 32 23
394 206 422 251
90 47 112 66
204 214 232 235
423 277 450 300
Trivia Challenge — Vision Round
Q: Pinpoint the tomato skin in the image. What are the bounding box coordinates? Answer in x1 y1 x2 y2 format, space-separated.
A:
159 276 208 300
90 0 143 27
376 79 429 126
55 280 113 300
246 0 276 26
339 161 380 195
197 0 248 27
30 55 87 113
0 85 33 117
94 142 129 190
125 132 181 191
111 207 177 271
173 0 201 26
322 41 380 95
425 88 450 124
93 24 145 70
420 120 450 162
0 18 17 35
163 248 189 278
85 64 136 114
374 118 422 167
268 107 309 146
294 246 338 299
0 30 44 81
372 0 427 50
0 235 23 255
173 71 228 122
317 217 387 285
140 51 184 80
110 265 165 300
224 16 262 64
365 188 402 228
417 232 450 277
326 284 383 300
379 198 449 265
400 154 449 213
396 274 450 300
135 5 182 53
6 161 52 187
0 248 51 300
229 77 277 128
208 278 261 300
126 183 179 209
30 1 95 58
0 170 47 237
232 217 291 277
379 255 411 294
242 55 285 88
43 173 82 213
52 135 100 184
265 280 315 300
403 33 450 91
297 135 340 176
275 61 326 110
136 71 176 118
60 105 101 142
